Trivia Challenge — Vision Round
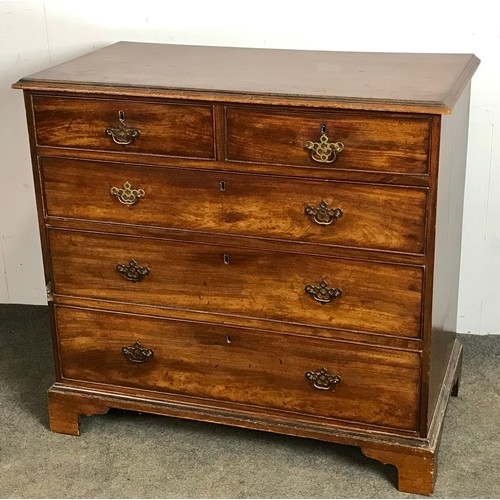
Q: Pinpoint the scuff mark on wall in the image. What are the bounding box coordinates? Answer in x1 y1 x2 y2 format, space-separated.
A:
42 1 52 65
0 235 10 302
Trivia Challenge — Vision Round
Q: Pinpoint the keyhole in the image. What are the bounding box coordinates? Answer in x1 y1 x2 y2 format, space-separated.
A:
226 335 232 344
119 110 125 121
223 253 230 265
321 123 327 134
219 180 226 192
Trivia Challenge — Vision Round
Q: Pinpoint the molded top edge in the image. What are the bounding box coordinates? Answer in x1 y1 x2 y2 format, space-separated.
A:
13 42 480 114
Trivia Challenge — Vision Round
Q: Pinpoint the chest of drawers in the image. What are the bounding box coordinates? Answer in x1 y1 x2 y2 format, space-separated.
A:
13 43 479 495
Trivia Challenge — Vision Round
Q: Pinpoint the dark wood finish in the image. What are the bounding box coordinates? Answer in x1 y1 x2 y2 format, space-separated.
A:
34 142 435 187
14 43 478 495
55 306 420 430
363 339 463 495
46 338 462 495
41 157 427 254
361 446 435 495
427 84 472 423
32 95 215 159
226 107 431 174
50 294 424 351
48 228 424 338
47 388 109 436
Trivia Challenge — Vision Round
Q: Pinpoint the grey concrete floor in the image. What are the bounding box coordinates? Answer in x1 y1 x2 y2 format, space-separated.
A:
0 305 499 498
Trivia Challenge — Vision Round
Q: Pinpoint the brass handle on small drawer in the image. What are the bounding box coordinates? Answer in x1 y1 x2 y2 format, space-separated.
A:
116 260 150 282
105 110 140 145
304 124 344 164
122 342 154 363
305 279 342 304
305 201 343 226
305 367 341 390
111 181 145 206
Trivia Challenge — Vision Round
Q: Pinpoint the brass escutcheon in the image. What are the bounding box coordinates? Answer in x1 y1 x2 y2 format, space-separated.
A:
305 367 341 390
105 110 140 145
111 181 145 206
305 200 343 226
305 279 342 304
122 342 154 363
116 260 150 282
304 124 344 163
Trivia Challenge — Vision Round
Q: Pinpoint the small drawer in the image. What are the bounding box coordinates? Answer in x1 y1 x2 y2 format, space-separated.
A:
55 306 421 431
41 157 427 255
32 95 215 159
225 107 431 174
48 229 424 338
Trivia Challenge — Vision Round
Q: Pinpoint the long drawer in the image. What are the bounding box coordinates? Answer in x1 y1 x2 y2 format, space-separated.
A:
41 157 427 254
55 306 421 431
32 95 215 159
225 107 431 174
48 229 424 338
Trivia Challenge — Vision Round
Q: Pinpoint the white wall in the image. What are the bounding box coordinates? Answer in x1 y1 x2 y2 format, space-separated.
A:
1 0 499 333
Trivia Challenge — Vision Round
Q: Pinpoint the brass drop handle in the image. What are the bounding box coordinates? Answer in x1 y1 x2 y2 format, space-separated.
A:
116 260 150 282
305 201 343 226
305 367 341 390
105 110 140 145
304 124 344 163
122 342 154 363
305 279 342 304
111 181 145 206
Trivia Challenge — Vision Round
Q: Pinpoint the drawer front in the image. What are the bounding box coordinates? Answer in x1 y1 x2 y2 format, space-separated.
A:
56 306 420 431
41 157 427 254
226 107 430 174
48 230 423 338
32 96 215 159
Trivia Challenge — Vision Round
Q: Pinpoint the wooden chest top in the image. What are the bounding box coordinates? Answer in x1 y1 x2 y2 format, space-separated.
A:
13 41 479 113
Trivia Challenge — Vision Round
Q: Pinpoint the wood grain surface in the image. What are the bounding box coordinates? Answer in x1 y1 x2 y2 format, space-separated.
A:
47 228 424 338
41 157 428 255
32 95 215 159
14 42 479 495
14 42 479 113
226 107 431 174
55 305 420 431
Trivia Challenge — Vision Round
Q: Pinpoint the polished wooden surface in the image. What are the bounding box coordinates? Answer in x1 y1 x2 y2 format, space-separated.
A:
427 85 472 425
14 42 479 113
32 95 215 159
55 306 420 430
362 446 435 495
41 157 427 254
226 107 431 173
48 228 423 338
15 42 478 495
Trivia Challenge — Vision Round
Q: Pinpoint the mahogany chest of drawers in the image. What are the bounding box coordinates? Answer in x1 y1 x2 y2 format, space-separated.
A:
14 43 479 495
